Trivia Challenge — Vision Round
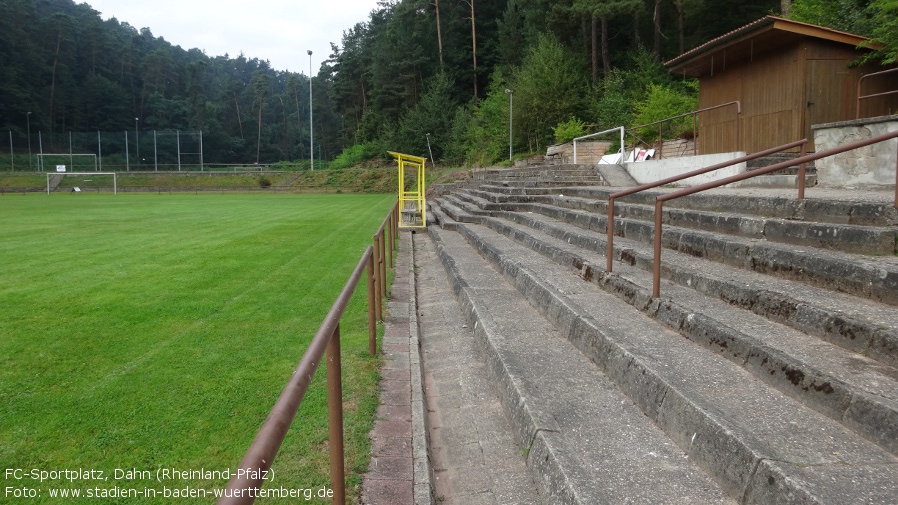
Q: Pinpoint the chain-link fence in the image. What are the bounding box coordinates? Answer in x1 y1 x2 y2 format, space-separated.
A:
1 130 204 172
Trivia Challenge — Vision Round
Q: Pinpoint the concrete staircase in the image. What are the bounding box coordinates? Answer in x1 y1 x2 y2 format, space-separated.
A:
424 172 898 504
735 154 819 188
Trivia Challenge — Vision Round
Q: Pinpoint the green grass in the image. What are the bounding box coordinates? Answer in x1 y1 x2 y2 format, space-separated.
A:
0 193 395 503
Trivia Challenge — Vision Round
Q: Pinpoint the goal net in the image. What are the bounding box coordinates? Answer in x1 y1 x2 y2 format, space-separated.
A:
37 153 98 172
46 172 118 195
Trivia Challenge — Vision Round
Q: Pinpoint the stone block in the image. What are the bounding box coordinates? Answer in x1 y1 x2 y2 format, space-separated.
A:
813 115 898 188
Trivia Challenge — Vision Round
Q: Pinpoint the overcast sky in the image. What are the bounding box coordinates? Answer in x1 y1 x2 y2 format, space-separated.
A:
83 0 381 74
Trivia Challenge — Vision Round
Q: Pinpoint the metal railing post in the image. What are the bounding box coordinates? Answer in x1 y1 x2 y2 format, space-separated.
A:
856 67 898 119
692 112 697 156
646 129 898 298
327 324 346 505
798 142 807 200
605 139 808 273
393 203 399 257
626 101 742 159
390 201 399 244
379 229 387 301
368 253 377 355
387 216 394 269
219 210 403 504
606 197 616 272
373 233 383 321
573 127 626 164
735 109 741 152
653 201 663 298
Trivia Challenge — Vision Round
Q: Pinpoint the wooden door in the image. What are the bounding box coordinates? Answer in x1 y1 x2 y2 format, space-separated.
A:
806 60 851 149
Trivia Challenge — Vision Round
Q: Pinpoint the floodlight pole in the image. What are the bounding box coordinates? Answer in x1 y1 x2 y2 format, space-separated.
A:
125 130 130 171
135 117 139 170
26 112 32 170
505 89 513 162
308 50 314 171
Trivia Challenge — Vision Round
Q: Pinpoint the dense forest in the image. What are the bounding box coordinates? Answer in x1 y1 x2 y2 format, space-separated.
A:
1 0 895 167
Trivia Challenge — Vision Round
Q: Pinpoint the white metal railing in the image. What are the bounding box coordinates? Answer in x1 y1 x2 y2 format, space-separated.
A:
573 126 625 165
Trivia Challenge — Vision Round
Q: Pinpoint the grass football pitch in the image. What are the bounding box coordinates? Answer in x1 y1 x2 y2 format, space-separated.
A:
0 193 396 503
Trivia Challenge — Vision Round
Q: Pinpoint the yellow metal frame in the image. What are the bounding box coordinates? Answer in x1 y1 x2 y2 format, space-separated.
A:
388 151 427 228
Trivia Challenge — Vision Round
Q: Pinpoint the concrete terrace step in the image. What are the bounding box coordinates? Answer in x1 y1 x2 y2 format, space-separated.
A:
457 210 898 457
437 192 898 308
427 226 733 505
469 206 898 370
460 187 898 255
429 220 898 504
414 233 540 504
746 154 817 174
476 184 898 227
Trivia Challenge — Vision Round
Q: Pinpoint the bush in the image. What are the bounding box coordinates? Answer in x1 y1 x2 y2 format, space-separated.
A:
553 117 587 144
329 142 383 171
258 176 272 188
632 83 698 142
591 72 634 131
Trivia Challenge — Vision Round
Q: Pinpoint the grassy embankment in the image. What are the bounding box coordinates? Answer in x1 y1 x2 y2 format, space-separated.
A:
0 164 469 195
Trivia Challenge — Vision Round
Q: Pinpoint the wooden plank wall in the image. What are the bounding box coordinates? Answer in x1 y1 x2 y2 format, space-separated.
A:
694 40 896 154
698 43 805 154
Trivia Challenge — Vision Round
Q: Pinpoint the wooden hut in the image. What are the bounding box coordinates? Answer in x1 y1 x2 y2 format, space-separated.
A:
665 16 898 153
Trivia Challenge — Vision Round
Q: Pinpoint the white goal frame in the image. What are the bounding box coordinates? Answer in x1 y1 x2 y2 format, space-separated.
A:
46 172 117 195
37 153 98 172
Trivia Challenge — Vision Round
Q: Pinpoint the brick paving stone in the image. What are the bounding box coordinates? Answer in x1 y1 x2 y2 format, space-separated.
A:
362 230 428 505
362 479 413 504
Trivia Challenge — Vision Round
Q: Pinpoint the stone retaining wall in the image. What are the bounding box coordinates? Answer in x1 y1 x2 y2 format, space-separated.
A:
813 114 898 188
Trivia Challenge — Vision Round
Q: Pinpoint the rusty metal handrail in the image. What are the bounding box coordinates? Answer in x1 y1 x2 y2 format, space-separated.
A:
219 202 400 505
650 129 898 298
628 101 742 158
605 139 809 272
856 67 898 119
372 201 399 323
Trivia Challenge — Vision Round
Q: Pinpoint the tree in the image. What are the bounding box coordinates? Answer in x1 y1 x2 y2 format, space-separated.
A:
434 0 445 70
460 0 478 98
782 0 793 14
46 12 75 132
653 0 663 61
866 0 898 63
250 70 271 163
395 73 457 158
573 0 643 79
674 0 686 54
496 1 527 68
789 0 874 35
464 71 512 165
512 35 588 152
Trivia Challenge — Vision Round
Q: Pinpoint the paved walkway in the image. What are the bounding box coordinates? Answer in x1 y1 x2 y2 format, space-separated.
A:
361 230 539 505
362 230 430 505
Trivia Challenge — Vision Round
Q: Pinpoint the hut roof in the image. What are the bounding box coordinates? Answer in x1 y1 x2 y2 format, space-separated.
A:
665 16 871 78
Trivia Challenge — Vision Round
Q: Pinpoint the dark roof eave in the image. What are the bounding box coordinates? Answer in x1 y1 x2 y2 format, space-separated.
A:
665 16 871 76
